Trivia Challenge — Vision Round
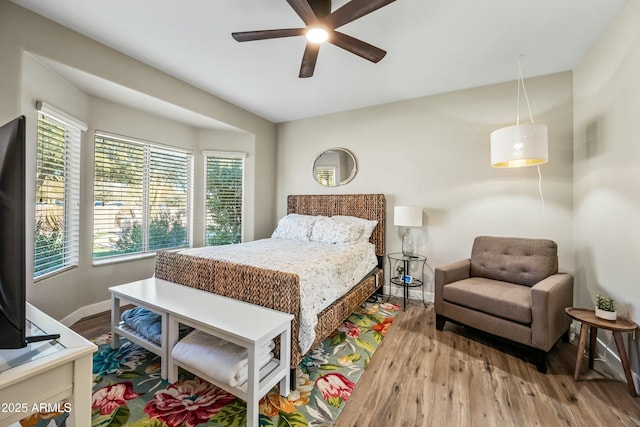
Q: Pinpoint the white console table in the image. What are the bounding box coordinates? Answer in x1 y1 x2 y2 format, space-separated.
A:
0 303 97 427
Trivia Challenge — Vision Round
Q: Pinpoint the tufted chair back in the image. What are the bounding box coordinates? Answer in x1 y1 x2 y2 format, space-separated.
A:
469 236 558 287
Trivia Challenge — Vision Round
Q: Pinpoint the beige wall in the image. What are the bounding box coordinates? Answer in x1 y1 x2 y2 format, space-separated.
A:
4 1 638 387
1 0 277 320
573 0 640 382
277 71 575 299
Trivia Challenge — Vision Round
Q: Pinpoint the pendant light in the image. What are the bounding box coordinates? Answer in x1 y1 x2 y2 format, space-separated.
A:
491 58 548 168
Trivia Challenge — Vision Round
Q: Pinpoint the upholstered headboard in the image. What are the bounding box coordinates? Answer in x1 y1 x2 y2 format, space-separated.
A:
287 194 385 258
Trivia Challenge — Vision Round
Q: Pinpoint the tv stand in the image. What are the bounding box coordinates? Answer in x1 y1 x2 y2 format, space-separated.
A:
0 303 96 426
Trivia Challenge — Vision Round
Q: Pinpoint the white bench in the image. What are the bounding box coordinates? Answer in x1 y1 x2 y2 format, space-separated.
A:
110 277 293 427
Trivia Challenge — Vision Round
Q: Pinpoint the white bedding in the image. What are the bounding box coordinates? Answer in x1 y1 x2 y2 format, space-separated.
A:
179 238 378 353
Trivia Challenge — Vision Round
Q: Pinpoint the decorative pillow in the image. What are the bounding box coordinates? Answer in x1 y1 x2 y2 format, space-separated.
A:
332 215 378 242
310 216 363 245
271 214 318 241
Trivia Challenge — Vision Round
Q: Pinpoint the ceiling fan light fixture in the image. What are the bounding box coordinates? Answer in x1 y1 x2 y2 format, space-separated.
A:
306 27 329 44
231 0 397 77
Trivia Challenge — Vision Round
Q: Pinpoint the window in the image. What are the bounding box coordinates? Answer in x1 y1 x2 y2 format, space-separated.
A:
314 166 336 186
34 102 85 279
93 132 193 260
204 151 245 246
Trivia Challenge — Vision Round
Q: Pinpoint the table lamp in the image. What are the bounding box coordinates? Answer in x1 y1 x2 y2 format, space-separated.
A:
394 205 422 257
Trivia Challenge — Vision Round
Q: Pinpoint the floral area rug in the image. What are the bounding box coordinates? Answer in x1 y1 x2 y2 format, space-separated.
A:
89 301 399 427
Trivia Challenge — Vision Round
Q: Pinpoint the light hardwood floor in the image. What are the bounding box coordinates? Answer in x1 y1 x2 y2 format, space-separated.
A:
72 300 640 426
336 300 640 427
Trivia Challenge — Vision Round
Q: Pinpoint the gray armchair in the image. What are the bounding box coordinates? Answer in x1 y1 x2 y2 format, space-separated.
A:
434 236 573 373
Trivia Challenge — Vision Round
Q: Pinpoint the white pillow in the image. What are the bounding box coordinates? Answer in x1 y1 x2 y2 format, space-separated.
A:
310 216 363 245
332 215 378 242
271 214 318 241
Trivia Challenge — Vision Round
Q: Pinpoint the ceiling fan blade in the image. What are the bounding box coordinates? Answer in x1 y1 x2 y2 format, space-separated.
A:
286 0 319 25
307 0 331 19
324 0 396 29
299 43 320 78
329 31 386 63
232 28 306 42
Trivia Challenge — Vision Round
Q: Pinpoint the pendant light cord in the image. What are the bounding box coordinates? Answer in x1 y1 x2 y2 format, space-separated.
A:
537 164 545 217
517 56 535 125
520 56 545 215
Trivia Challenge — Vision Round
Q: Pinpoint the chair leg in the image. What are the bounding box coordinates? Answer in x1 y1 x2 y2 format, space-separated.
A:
534 349 548 374
435 314 446 331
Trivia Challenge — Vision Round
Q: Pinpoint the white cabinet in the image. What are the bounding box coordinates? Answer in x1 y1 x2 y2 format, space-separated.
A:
0 303 97 427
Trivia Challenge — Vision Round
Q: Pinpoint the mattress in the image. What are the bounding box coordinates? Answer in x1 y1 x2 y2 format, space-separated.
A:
179 238 378 353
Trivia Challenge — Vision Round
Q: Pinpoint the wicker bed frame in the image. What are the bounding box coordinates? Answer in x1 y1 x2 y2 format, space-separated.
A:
154 193 385 370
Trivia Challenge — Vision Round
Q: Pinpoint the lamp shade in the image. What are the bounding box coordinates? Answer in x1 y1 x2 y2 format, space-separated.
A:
490 124 548 168
394 206 422 227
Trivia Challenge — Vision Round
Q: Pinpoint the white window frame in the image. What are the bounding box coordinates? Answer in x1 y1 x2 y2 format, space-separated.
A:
34 101 86 280
203 150 246 246
93 131 194 264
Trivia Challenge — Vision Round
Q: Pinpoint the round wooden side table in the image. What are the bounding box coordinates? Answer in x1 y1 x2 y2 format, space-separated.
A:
565 307 638 397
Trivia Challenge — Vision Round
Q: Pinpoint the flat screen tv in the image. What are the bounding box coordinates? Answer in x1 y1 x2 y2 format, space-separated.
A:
0 115 58 349
0 115 27 349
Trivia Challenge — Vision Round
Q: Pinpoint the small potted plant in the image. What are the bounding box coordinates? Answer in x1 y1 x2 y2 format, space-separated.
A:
595 294 616 321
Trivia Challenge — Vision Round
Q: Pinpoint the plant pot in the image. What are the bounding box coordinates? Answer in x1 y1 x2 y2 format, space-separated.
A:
595 308 617 321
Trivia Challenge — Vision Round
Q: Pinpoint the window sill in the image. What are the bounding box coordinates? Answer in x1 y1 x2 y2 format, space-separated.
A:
92 252 157 267
34 265 78 283
92 248 188 267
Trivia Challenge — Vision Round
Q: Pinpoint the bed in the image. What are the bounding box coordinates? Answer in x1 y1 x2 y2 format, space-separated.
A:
154 193 385 370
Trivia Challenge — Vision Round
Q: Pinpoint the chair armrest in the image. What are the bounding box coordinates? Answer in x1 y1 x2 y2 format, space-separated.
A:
531 273 574 351
434 259 471 313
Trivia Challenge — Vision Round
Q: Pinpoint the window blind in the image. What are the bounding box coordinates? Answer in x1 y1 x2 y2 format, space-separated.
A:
34 111 82 279
315 166 336 186
93 133 193 260
204 152 244 246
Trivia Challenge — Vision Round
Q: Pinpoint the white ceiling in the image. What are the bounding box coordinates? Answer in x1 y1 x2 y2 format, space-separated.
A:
12 0 628 124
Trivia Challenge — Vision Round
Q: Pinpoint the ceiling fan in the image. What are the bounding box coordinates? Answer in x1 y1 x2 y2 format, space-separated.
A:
231 0 396 78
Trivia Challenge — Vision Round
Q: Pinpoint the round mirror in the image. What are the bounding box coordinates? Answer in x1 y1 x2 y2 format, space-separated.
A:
313 148 357 187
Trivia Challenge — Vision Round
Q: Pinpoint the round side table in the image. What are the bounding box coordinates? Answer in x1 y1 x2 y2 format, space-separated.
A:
387 253 428 310
565 307 638 397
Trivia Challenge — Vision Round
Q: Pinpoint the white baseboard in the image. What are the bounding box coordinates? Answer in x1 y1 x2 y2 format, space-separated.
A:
384 283 434 304
59 299 112 327
595 335 626 380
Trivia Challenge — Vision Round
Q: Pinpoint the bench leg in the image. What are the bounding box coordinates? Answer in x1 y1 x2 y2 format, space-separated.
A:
110 295 120 349
167 316 180 382
279 326 292 396
247 347 259 427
